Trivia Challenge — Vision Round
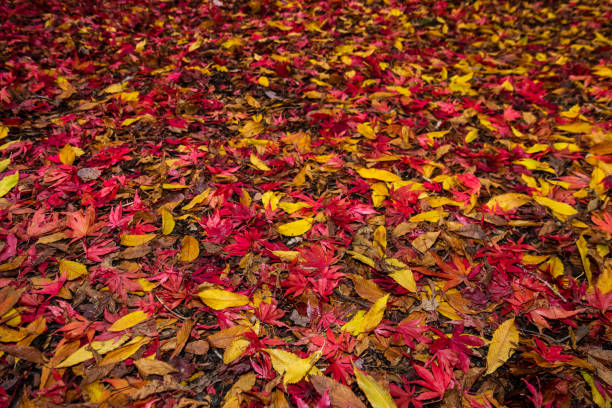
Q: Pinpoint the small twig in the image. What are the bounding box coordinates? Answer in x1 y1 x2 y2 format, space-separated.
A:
154 292 188 320
334 289 371 309
521 328 570 344
520 265 568 303
532 273 568 303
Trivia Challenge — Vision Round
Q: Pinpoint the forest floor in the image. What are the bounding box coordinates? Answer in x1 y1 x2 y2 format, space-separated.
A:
0 0 611 407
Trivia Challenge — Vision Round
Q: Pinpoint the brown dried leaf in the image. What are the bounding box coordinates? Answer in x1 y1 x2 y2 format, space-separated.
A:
0 344 45 364
134 358 178 377
170 318 195 359
310 375 367 408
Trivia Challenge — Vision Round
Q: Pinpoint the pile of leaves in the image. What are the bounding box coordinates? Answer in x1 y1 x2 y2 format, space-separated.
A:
0 0 611 406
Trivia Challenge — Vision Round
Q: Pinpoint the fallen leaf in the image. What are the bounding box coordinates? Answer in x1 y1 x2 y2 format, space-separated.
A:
277 217 314 236
197 288 249 310
59 259 88 280
179 235 200 262
0 171 19 198
310 375 367 408
121 234 156 247
354 367 396 408
486 318 519 375
357 168 401 182
0 344 45 364
161 209 175 235
59 144 76 165
100 336 150 366
108 310 149 332
134 358 178 377
264 348 321 385
250 153 271 171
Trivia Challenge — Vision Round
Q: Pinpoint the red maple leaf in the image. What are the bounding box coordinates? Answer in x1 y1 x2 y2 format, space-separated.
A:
592 211 612 235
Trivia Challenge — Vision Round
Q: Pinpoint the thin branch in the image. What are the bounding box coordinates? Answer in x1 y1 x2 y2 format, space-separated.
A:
154 292 188 320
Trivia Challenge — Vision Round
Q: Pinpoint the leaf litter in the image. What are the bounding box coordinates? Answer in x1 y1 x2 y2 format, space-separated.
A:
0 0 611 407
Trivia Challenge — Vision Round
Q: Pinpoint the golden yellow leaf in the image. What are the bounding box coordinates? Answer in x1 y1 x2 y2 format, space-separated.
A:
596 266 612 295
486 193 531 212
100 336 150 366
0 326 27 342
0 171 19 198
583 371 612 408
265 348 321 386
532 195 577 216
577 234 592 285
161 209 175 235
121 116 143 127
354 367 397 408
223 338 250 364
513 158 554 174
342 294 389 335
271 250 300 262
277 217 313 236
120 234 156 247
390 269 417 292
56 335 130 368
240 121 265 138
357 168 401 182
182 188 210 211
262 191 281 210
179 235 200 262
426 129 450 139
357 123 377 139
109 310 149 332
0 126 8 140
103 83 125 93
346 250 376 268
557 121 592 134
83 381 110 404
361 294 389 332
409 210 445 223
197 288 249 310
250 153 271 171
373 225 387 250
59 259 87 280
258 76 269 87
486 318 519 375
59 144 76 165
465 129 478 143
162 183 189 189
0 158 10 173
278 201 311 214
371 182 388 207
